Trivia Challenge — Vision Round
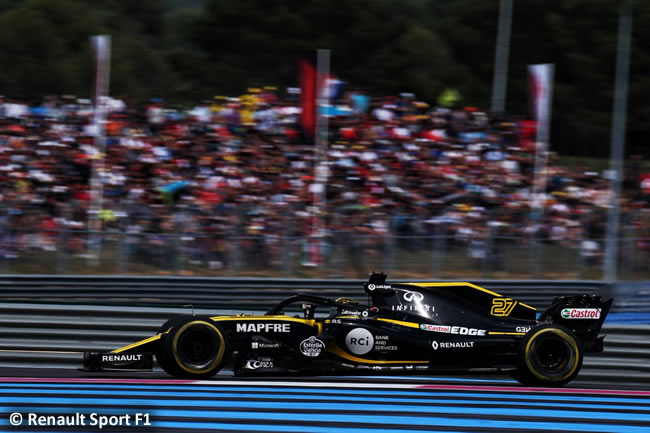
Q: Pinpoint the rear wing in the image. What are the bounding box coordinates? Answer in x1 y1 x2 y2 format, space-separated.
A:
538 295 613 352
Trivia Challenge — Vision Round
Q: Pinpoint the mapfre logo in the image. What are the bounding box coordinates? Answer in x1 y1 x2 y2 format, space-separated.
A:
236 323 290 333
345 328 374 355
561 308 601 319
403 291 424 302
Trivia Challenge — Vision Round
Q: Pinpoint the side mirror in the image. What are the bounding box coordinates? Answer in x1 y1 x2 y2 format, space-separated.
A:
301 303 315 320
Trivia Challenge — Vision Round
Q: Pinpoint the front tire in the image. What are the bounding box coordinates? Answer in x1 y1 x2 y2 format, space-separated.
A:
512 324 583 387
155 316 189 377
159 317 227 379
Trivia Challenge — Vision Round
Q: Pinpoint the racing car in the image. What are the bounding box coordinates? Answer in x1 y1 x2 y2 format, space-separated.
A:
83 272 612 386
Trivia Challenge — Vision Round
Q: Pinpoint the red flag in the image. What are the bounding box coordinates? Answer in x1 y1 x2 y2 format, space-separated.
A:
299 51 318 144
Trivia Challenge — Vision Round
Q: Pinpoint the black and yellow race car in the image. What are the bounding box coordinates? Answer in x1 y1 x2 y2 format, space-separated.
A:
83 272 612 386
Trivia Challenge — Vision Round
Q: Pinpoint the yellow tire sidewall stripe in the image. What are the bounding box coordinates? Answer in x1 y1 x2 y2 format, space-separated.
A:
173 320 226 375
525 328 579 382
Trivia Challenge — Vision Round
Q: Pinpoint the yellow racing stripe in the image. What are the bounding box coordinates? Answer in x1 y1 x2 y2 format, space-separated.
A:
406 282 536 311
111 334 161 353
377 318 420 329
209 315 313 324
488 331 526 336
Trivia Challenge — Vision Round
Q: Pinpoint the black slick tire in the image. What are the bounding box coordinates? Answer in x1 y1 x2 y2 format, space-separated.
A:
155 316 189 377
512 324 583 387
158 316 227 379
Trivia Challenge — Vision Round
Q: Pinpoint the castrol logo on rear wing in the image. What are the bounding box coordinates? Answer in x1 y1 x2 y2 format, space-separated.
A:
560 308 601 319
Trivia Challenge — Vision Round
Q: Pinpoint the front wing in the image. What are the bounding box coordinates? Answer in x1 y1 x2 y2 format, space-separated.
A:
82 351 153 372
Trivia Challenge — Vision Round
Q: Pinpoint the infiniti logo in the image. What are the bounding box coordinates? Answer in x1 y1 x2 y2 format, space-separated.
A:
403 291 424 302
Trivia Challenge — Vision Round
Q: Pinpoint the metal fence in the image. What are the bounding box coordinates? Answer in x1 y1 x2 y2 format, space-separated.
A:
1 228 649 280
0 275 610 310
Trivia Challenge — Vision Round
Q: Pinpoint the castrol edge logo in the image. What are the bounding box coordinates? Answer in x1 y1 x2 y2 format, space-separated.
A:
420 324 486 336
561 308 601 319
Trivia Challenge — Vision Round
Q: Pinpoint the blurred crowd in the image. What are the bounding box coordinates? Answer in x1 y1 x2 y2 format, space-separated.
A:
0 89 649 272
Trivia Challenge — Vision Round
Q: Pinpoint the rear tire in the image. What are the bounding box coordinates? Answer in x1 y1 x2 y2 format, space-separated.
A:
512 324 583 387
157 317 227 379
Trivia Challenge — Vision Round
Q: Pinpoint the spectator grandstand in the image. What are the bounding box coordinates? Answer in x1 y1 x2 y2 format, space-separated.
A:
0 90 648 278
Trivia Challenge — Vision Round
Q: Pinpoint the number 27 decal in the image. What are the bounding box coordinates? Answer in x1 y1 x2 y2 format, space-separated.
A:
491 298 518 316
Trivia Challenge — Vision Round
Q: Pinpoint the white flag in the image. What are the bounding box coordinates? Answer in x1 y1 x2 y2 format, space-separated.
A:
91 35 111 115
528 63 554 213
528 64 553 126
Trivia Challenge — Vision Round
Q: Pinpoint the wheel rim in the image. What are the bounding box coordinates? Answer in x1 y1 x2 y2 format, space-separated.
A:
526 329 578 381
533 338 570 373
179 328 218 368
173 322 225 373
